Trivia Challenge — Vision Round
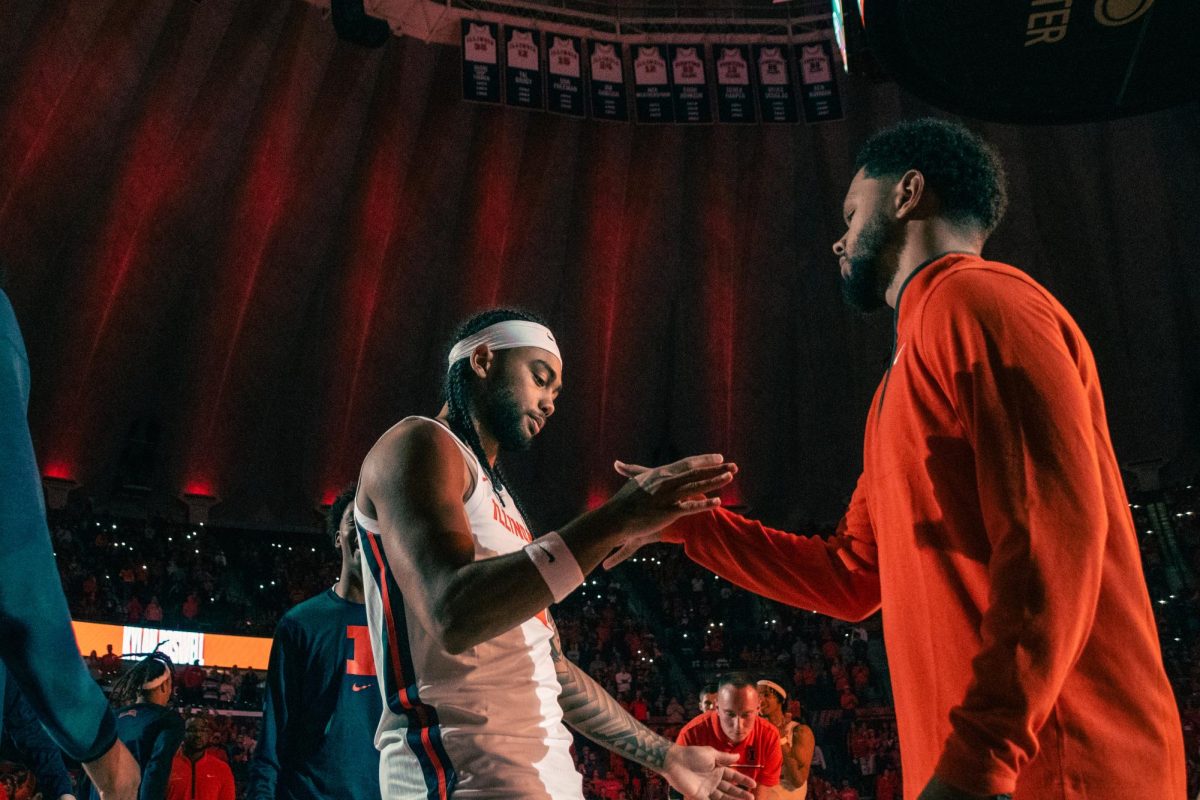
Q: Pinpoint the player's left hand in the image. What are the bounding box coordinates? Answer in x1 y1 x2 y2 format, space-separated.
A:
662 743 756 800
917 775 1008 800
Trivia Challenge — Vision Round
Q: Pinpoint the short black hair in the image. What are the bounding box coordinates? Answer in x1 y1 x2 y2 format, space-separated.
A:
854 117 1008 236
715 672 757 692
327 484 356 544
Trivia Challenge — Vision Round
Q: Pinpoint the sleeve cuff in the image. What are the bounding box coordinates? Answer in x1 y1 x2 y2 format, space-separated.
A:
661 512 712 545
74 709 120 764
934 738 1019 797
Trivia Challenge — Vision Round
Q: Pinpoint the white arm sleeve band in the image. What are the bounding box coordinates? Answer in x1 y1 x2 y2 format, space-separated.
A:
524 531 585 603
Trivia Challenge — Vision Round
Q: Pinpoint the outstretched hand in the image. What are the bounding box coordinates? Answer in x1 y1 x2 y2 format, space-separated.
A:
662 744 756 800
601 459 727 569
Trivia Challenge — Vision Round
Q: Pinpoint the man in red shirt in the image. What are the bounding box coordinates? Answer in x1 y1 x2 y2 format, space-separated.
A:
677 675 781 797
167 716 234 800
608 118 1186 800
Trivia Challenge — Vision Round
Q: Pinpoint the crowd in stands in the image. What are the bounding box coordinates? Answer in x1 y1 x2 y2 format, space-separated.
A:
52 514 339 636
35 481 1200 799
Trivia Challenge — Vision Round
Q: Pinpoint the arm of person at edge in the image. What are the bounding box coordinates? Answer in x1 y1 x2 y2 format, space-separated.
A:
0 291 140 800
245 618 299 800
782 723 814 791
910 271 1108 799
603 468 882 624
2 678 77 799
547 619 755 800
358 415 737 655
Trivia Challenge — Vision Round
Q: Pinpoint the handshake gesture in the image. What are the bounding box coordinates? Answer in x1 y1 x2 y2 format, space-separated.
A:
599 457 722 568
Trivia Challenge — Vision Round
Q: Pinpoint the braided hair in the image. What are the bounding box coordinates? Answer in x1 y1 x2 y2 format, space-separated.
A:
443 308 546 519
109 650 175 707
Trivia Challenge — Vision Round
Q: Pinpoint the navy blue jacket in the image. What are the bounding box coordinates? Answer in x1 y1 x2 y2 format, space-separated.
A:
0 291 117 763
88 703 185 800
0 676 74 797
246 588 381 800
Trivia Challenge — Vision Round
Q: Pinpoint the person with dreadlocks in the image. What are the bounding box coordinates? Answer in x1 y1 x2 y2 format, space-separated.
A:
245 485 381 800
88 652 183 800
353 308 755 799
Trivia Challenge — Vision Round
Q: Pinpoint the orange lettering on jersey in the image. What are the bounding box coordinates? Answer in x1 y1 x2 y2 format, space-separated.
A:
491 499 532 543
536 610 551 629
346 625 376 676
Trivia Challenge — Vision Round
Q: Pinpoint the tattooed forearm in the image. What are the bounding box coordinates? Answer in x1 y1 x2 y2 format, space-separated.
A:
556 658 672 770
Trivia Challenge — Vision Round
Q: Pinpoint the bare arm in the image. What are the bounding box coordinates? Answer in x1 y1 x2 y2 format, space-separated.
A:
362 418 735 654
782 725 814 789
548 626 754 800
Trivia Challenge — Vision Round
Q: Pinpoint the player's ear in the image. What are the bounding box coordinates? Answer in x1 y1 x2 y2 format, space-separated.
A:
469 345 495 379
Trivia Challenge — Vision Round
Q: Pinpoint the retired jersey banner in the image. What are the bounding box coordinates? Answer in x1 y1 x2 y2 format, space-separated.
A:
754 44 798 123
546 34 585 117
796 40 843 123
669 45 711 124
504 26 544 110
462 20 501 104
633 44 674 123
715 44 755 123
588 40 628 122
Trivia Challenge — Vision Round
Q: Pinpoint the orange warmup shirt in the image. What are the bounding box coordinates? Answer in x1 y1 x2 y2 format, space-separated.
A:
676 711 782 788
667 254 1185 799
167 749 236 800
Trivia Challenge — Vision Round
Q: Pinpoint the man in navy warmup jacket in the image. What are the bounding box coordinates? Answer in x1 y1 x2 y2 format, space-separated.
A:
246 487 381 800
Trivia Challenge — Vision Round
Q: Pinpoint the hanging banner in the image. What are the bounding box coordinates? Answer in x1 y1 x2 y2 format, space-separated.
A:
715 44 756 124
504 26 544 110
669 44 712 124
588 40 629 122
796 40 843 123
462 20 501 104
547 34 585 117
754 44 798 123
633 44 674 123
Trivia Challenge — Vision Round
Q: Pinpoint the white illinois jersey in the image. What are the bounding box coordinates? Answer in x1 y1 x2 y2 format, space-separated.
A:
356 416 580 799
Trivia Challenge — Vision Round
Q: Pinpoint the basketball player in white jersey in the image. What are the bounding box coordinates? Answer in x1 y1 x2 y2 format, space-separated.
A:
354 308 756 800
757 680 814 800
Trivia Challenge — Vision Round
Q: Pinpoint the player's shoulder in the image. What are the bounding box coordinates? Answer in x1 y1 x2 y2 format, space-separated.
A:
677 712 712 742
363 416 461 476
919 258 1052 317
754 714 781 742
279 588 340 628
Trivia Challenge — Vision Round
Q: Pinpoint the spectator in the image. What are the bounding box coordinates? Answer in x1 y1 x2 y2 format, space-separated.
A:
144 598 163 624
167 717 234 800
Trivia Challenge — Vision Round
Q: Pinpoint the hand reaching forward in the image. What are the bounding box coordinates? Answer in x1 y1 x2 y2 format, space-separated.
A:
600 455 736 549
603 459 722 569
662 744 756 800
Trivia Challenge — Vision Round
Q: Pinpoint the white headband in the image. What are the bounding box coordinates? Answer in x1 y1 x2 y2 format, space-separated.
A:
447 320 561 369
143 671 170 691
757 679 787 702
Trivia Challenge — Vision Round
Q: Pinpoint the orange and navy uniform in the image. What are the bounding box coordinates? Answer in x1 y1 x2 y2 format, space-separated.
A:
357 417 580 799
675 711 781 788
666 254 1186 799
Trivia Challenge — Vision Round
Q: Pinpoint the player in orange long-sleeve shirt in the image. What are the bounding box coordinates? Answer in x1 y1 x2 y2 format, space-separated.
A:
607 119 1185 800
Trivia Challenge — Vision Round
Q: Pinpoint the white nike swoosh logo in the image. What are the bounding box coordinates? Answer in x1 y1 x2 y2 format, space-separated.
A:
892 343 906 366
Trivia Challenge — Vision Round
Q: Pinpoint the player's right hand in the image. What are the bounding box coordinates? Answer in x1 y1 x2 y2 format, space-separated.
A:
662 743 756 800
84 739 140 800
600 454 735 549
